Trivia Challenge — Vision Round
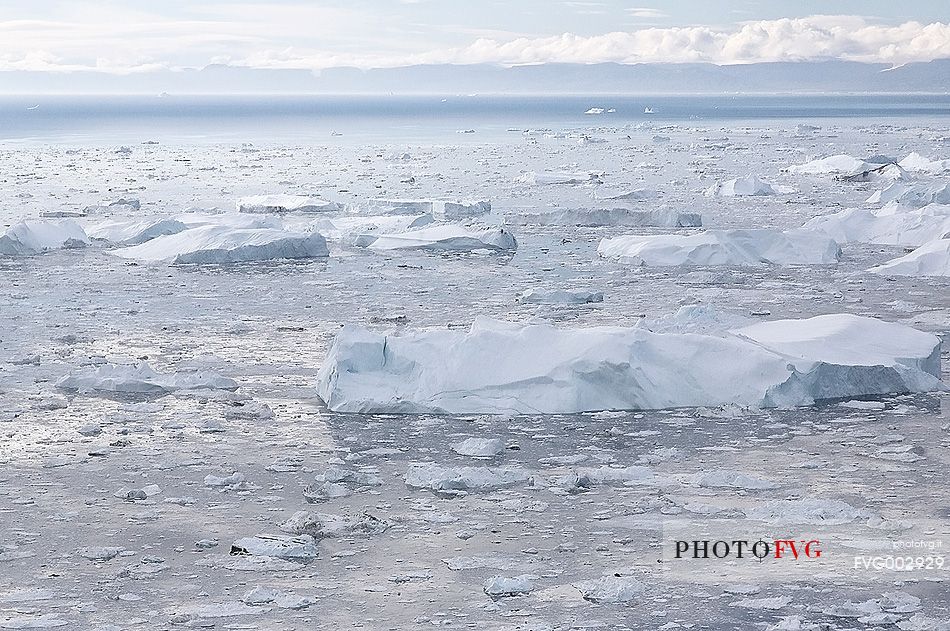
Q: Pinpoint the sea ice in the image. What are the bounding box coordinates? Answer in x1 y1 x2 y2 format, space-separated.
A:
573 576 644 603
367 224 517 252
0 219 90 256
598 229 841 266
868 239 950 276
230 534 319 561
404 463 530 491
452 437 505 457
511 207 701 227
112 225 330 263
315 314 942 414
484 575 535 597
237 194 343 214
746 498 865 525
516 288 604 305
57 362 238 394
516 171 603 185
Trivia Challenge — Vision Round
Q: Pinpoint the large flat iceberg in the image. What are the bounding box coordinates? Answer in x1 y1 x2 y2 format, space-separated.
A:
315 315 942 414
363 199 490 220
802 204 950 247
868 239 950 277
0 219 90 256
112 225 329 264
238 195 343 214
597 229 841 266
367 224 517 252
512 207 701 228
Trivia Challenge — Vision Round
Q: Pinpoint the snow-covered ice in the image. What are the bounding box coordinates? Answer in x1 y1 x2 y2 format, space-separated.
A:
802 203 950 247
868 239 950 276
237 194 343 214
0 219 89 255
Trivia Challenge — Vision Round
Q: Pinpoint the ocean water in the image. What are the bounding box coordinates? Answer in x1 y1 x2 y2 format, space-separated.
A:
1 94 949 144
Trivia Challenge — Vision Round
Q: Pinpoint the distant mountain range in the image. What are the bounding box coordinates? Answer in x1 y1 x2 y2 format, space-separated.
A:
3 60 949 94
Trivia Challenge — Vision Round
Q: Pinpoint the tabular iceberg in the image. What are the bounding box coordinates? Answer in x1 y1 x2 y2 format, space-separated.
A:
367 224 517 252
112 225 329 263
868 239 950 277
0 219 90 256
315 315 942 414
597 229 841 266
238 195 343 214
802 204 950 247
512 207 701 228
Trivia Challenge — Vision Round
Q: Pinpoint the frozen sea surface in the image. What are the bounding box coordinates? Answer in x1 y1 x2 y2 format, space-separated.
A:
0 97 949 629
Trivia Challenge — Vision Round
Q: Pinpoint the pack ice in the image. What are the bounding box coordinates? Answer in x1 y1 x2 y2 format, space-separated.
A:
0 219 90 256
315 314 942 414
111 225 330 263
367 224 517 252
363 199 490 220
598 229 841 266
869 239 950 277
238 194 343 214
802 204 950 247
511 207 701 228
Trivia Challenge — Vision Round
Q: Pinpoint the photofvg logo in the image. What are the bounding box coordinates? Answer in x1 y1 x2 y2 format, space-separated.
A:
675 538 822 561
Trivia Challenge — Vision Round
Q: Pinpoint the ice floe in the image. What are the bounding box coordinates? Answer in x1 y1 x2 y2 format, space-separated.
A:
598 229 841 266
112 225 330 263
404 463 530 492
237 194 343 214
56 362 238 394
516 171 603 185
0 219 90 256
367 224 517 252
315 314 942 414
516 288 604 305
868 239 950 276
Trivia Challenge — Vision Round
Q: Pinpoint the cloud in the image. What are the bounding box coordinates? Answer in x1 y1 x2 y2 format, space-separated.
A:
627 8 669 19
0 12 948 73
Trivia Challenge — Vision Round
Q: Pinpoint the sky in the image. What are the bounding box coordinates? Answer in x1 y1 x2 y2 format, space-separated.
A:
0 0 949 74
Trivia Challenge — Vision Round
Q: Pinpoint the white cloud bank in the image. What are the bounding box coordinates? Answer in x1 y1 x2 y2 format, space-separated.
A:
1 14 948 73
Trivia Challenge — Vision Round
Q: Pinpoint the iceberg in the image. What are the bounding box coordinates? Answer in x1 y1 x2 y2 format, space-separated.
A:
238 194 343 214
898 152 950 174
516 288 603 305
367 224 517 252
802 203 950 247
363 199 490 220
85 218 189 245
0 219 90 256
516 171 603 185
704 175 793 197
112 225 329 264
511 207 701 228
315 314 942 414
866 182 950 207
598 229 841 266
787 154 869 175
312 214 434 247
57 362 238 394
868 239 950 277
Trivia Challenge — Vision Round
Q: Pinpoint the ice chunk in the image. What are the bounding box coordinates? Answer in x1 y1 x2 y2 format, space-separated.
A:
704 175 793 197
598 229 841 266
869 239 950 277
452 437 505 457
802 203 950 247
512 207 701 228
866 182 950 207
57 362 238 394
0 219 90 256
516 171 603 185
694 470 779 490
313 214 433 247
238 194 343 214
649 304 753 335
517 289 603 305
85 218 189 245
364 199 490 220
787 154 871 175
315 314 942 414
573 575 644 603
404 463 530 491
484 575 535 597
367 224 517 252
230 534 318 561
112 225 329 263
746 498 865 525
898 152 950 174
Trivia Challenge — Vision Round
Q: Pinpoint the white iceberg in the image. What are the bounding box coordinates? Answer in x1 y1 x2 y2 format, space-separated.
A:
868 239 950 277
312 214 433 247
315 314 942 414
484 575 535 596
404 463 530 491
802 203 950 247
516 171 603 185
367 224 517 252
85 218 189 245
866 182 950 207
230 534 318 561
598 229 841 266
898 152 950 174
112 225 329 263
452 437 505 457
238 194 343 214
0 219 90 256
363 199 490 220
512 207 701 228
516 288 603 305
704 175 793 197
57 362 238 394
788 154 868 175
